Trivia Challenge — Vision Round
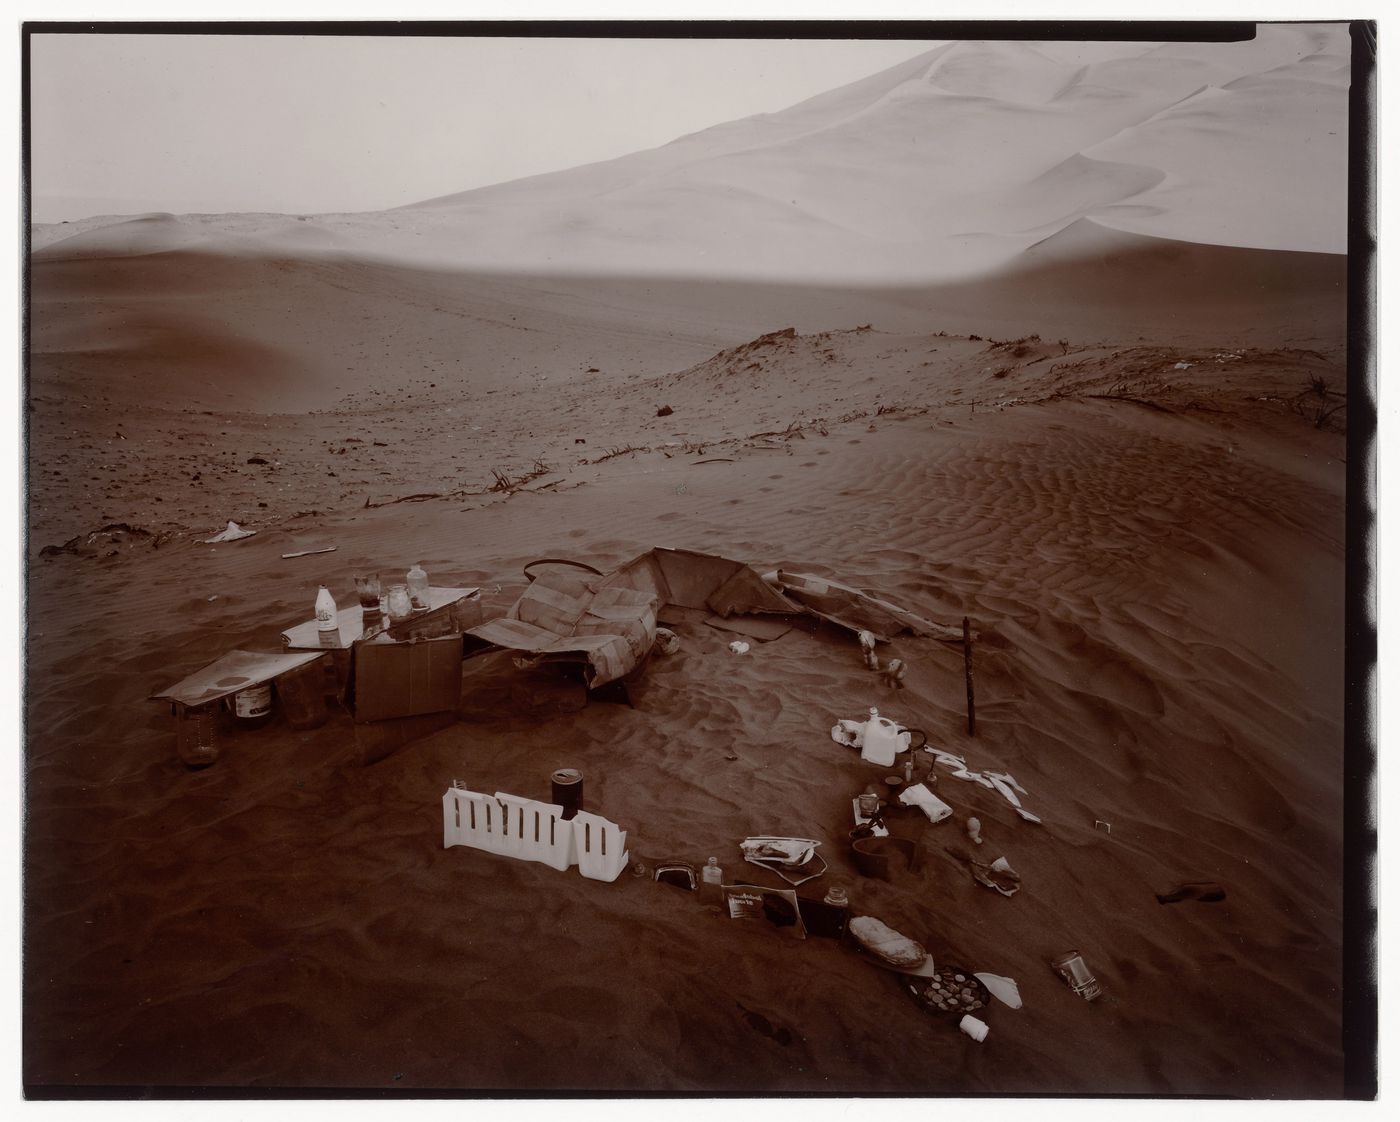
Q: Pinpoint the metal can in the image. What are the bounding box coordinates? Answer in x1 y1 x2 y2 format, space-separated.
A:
858 792 880 818
551 768 583 820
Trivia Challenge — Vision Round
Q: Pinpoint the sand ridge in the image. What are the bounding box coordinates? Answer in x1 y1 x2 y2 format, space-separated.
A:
25 309 1347 1092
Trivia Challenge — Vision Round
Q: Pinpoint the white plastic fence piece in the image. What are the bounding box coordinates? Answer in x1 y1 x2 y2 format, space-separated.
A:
571 810 630 882
494 792 578 872
441 787 578 872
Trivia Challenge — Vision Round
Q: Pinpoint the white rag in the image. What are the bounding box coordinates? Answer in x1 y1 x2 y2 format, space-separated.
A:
898 783 953 824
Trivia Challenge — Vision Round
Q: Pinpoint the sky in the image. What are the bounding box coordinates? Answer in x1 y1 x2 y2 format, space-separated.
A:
28 34 945 223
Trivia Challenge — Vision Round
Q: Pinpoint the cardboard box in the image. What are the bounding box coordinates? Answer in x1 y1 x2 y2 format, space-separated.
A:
354 710 459 765
351 635 463 723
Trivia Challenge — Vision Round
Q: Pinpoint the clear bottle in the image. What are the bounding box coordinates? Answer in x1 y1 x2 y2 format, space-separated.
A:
406 562 430 612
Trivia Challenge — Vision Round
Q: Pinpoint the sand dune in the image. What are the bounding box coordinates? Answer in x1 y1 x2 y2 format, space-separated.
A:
24 26 1356 1099
32 24 1349 282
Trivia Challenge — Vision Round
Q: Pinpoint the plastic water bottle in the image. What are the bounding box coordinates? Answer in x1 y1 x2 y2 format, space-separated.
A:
315 585 338 631
407 562 430 611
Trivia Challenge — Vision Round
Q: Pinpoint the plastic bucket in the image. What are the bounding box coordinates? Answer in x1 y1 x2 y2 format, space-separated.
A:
850 835 918 880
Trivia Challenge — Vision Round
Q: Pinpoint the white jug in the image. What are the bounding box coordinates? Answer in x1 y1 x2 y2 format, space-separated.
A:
860 707 903 767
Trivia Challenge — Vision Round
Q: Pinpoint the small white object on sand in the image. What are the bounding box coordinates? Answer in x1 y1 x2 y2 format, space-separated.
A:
198 521 256 544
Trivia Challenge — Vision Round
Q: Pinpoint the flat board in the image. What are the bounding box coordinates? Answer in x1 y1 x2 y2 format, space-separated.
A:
281 586 477 650
152 649 327 708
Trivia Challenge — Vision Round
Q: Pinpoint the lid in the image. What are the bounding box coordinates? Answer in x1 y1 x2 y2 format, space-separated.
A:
707 856 718 867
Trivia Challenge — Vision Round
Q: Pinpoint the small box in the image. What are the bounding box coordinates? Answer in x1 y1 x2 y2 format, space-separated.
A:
351 635 463 723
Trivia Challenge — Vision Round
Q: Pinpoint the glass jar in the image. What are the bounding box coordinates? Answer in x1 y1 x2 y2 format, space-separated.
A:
386 583 413 622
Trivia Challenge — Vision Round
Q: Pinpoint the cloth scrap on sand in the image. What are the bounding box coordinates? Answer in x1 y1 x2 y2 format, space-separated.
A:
945 846 1021 896
199 520 256 544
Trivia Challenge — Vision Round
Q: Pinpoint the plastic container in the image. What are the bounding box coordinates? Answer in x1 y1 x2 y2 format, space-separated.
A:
860 707 903 767
228 682 274 729
959 1015 989 1043
173 701 228 768
315 585 338 631
407 562 430 612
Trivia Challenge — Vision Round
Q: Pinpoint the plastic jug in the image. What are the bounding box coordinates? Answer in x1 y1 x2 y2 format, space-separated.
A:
860 707 903 767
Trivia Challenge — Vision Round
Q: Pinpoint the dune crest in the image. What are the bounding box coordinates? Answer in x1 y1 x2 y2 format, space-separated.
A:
32 25 1349 282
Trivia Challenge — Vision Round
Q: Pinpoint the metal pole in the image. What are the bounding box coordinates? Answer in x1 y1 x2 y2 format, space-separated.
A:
963 616 975 736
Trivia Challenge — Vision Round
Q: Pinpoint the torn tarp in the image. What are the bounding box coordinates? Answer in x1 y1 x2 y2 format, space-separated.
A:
466 547 966 689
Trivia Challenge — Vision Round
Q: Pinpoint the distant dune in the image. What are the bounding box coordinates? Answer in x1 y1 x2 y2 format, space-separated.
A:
32 24 1349 283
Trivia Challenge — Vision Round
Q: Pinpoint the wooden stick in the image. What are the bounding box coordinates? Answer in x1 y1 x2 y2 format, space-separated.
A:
281 547 337 559
963 615 976 736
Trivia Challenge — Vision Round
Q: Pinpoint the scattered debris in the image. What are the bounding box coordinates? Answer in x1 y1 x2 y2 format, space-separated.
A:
879 658 907 689
656 404 674 417
39 522 169 559
198 521 256 544
947 846 1021 896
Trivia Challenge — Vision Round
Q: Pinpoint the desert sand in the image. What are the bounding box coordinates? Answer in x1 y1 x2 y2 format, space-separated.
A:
24 27 1355 1097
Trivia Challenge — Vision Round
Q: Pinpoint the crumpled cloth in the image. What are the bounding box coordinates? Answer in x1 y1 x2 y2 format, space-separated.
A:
898 782 953 824
198 520 256 544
